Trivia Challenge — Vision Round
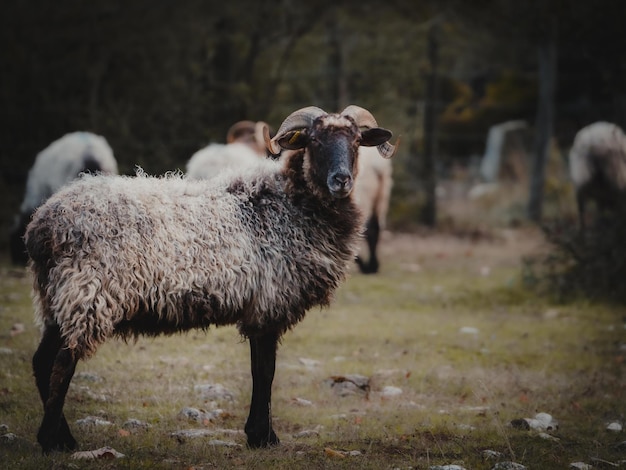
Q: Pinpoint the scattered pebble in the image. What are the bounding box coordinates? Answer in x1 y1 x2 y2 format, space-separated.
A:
122 418 151 430
459 326 479 335
0 348 13 355
326 374 370 397
1 433 17 442
178 407 223 423
71 446 125 460
75 416 113 427
607 422 623 432
0 424 8 434
569 463 592 470
194 383 235 401
483 450 504 460
511 412 558 432
381 386 403 398
292 397 313 406
491 463 526 470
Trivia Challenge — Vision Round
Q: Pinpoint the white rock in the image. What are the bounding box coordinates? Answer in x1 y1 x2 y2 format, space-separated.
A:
492 463 526 470
607 421 622 432
292 397 314 406
429 465 467 470
75 416 113 427
71 446 125 460
381 386 403 397
459 326 479 335
482 449 504 460
569 463 592 470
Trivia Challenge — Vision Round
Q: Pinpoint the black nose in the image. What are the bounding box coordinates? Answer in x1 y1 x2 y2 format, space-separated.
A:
333 173 351 188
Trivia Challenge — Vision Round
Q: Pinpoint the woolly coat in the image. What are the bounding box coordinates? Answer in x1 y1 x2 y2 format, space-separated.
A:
26 155 363 359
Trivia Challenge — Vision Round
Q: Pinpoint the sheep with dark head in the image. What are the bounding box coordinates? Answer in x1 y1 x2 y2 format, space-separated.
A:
25 105 395 452
569 121 626 229
10 131 118 265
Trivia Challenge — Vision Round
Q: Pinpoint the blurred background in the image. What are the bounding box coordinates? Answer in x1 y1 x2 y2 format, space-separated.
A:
1 0 625 254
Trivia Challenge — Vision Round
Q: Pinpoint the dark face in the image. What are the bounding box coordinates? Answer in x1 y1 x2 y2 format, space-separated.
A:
306 115 360 199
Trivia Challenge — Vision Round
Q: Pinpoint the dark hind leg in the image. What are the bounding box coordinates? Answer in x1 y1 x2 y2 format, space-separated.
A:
245 331 280 448
356 215 380 274
33 324 78 452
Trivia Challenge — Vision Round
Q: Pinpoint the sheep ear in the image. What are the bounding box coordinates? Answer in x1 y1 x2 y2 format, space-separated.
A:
361 128 397 158
276 130 309 150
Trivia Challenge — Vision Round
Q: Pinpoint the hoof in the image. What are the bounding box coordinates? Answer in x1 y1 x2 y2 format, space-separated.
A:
38 430 77 454
246 430 279 449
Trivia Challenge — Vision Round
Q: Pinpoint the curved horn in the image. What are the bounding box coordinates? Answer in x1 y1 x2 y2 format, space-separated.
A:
341 105 397 158
255 121 269 152
226 120 256 143
267 106 327 154
340 105 380 129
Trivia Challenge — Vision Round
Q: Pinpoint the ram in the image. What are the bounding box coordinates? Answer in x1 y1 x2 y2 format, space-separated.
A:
25 105 395 452
10 131 118 264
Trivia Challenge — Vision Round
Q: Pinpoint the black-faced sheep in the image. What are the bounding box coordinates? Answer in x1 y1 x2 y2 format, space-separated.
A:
25 105 395 452
186 121 271 180
353 146 393 274
9 131 118 265
569 121 626 229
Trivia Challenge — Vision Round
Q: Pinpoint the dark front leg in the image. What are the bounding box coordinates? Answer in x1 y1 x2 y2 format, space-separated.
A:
36 345 78 453
32 325 77 452
245 331 280 448
356 215 380 274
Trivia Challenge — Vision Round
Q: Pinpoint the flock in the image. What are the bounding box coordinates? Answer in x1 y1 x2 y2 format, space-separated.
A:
6 104 626 454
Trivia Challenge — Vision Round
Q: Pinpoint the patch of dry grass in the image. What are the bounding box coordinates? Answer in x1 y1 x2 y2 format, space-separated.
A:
0 229 624 469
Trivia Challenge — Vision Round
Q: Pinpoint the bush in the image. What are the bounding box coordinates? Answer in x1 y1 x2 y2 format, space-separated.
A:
524 215 626 303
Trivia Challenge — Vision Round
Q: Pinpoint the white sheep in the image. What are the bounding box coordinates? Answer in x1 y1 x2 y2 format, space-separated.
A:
568 121 626 229
9 131 118 264
25 105 395 452
353 146 393 274
186 121 270 180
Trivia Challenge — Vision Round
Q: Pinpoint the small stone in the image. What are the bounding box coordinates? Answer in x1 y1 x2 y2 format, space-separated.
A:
569 463 592 470
292 397 313 406
607 422 623 432
459 326 479 335
491 462 526 470
483 450 503 460
0 433 17 442
122 418 151 430
75 416 113 427
71 446 125 460
381 386 403 397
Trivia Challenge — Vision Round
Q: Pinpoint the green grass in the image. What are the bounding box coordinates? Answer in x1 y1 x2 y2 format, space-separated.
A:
0 230 624 469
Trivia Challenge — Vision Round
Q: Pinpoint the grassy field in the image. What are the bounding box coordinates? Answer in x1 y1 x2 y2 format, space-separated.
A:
0 228 624 469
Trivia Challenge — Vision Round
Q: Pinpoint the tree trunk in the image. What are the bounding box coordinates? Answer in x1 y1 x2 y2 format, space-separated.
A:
528 33 557 222
421 21 440 227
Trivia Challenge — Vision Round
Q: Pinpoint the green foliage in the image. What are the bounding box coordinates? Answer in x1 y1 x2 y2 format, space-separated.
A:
525 216 626 304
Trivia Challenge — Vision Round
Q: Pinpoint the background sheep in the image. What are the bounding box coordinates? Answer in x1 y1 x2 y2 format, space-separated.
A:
25 105 395 452
186 120 270 181
568 121 626 229
9 131 118 265
353 146 393 274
